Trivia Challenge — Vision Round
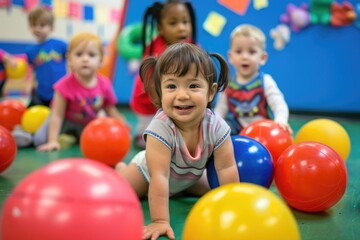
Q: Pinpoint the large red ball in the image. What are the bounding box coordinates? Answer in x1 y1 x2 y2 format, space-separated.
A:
1 158 143 240
240 119 292 164
0 99 26 131
0 125 17 173
80 117 131 166
274 142 348 212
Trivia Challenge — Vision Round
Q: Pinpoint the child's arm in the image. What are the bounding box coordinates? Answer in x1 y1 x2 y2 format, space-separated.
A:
142 135 175 240
0 50 17 69
213 136 240 185
36 92 67 152
104 105 127 122
264 74 293 134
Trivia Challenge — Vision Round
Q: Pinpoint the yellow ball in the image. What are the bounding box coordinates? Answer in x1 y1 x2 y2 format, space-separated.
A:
295 118 351 161
5 58 28 79
183 183 300 240
21 105 50 133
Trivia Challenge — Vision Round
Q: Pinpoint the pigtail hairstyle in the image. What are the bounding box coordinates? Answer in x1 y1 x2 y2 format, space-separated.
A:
139 57 161 107
139 42 229 109
141 2 163 56
184 1 197 44
141 0 197 56
209 53 229 93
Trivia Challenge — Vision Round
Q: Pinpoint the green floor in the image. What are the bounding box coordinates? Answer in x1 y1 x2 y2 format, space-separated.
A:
1 107 360 240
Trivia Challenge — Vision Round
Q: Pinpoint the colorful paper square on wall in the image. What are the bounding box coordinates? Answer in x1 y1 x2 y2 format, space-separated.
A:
24 0 39 11
96 6 108 23
54 0 67 17
203 11 227 37
68 1 82 20
254 0 268 10
83 4 94 21
218 0 250 15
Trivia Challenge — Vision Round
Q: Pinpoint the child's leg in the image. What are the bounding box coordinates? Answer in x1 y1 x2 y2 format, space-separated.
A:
115 151 149 197
116 162 149 197
33 115 50 146
185 170 211 196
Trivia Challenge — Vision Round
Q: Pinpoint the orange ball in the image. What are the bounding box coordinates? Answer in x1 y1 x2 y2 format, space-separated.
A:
0 99 27 131
80 117 131 166
240 119 293 164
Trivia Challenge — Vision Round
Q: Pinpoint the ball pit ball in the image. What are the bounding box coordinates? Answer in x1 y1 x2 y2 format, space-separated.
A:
207 135 273 188
275 142 348 212
21 105 50 133
183 183 300 240
240 119 293 164
0 126 17 173
0 99 26 131
0 158 143 240
295 118 351 161
80 117 131 166
5 58 28 79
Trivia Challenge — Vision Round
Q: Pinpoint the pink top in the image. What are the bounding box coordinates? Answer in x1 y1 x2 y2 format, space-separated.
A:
54 73 117 125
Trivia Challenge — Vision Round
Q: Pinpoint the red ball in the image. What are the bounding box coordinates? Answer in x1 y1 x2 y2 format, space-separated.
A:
80 117 131 166
274 142 348 212
0 99 26 131
1 158 143 240
240 119 293 164
0 125 17 173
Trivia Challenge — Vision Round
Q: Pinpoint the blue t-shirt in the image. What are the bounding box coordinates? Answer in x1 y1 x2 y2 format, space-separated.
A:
26 38 67 101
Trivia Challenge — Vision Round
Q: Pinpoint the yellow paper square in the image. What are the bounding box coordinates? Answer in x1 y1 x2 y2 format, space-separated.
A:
254 0 268 10
203 11 226 37
95 6 109 23
53 0 68 18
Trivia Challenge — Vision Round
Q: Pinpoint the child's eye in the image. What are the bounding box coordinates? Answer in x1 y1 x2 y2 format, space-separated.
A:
89 53 96 57
235 50 242 54
75 52 82 57
166 84 176 89
190 84 199 89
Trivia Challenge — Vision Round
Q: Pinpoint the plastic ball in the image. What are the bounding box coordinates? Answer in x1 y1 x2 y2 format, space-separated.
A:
295 118 351 161
183 183 300 240
0 158 143 240
207 136 273 188
80 117 131 166
0 126 17 173
240 119 293 164
21 105 50 133
5 58 28 79
275 142 348 212
0 99 27 131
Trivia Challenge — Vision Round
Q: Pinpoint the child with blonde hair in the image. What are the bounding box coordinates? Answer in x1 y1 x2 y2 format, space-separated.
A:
215 24 292 135
33 32 128 151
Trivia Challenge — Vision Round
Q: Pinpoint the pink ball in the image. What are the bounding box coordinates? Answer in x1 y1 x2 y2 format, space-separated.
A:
1 158 143 240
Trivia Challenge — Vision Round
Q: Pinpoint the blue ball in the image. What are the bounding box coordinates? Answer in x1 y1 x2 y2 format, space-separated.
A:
207 135 274 188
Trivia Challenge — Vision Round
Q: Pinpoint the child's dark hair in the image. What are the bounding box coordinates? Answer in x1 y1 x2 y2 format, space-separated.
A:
140 42 229 108
142 0 196 55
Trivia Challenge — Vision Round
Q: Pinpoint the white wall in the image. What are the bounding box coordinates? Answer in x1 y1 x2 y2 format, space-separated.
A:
0 0 125 43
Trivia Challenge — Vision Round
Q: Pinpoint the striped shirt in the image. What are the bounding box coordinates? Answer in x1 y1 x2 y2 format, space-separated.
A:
134 108 230 195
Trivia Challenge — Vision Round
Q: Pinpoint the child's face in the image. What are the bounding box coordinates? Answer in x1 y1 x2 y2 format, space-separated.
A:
157 3 192 45
68 41 102 80
29 21 52 43
228 35 267 82
160 64 217 126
